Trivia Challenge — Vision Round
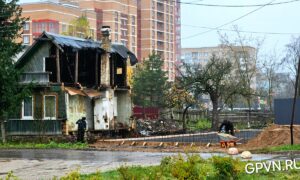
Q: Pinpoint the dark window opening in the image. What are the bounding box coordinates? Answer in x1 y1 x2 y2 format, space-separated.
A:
60 47 75 84
78 49 97 87
111 53 127 88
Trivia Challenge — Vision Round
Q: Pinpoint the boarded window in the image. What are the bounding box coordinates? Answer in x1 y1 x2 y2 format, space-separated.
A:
44 95 56 119
22 96 33 119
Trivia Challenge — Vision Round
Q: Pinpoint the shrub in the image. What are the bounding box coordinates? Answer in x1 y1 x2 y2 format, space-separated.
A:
5 171 18 180
158 154 210 180
211 156 239 180
60 169 80 180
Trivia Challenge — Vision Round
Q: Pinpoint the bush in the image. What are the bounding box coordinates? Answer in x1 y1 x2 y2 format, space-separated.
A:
188 118 211 131
157 154 214 180
211 156 239 180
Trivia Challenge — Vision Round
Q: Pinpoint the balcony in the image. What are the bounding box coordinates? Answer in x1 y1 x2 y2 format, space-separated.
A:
157 32 164 41
157 22 164 32
157 12 164 21
157 2 164 12
20 72 50 85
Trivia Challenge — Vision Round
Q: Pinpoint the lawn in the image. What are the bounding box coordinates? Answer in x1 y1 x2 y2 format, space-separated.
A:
0 141 88 149
255 144 300 153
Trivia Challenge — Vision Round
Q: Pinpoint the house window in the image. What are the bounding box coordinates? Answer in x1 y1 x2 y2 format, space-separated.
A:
23 22 30 31
22 96 33 119
44 95 56 119
23 35 30 44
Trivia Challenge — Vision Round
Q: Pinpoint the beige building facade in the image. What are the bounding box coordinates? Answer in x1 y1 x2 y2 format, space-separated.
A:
21 0 180 81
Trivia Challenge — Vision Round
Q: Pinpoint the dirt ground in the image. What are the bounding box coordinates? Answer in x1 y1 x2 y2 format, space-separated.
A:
90 124 300 153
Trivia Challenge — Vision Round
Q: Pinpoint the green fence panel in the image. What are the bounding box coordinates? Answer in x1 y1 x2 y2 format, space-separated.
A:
5 120 62 135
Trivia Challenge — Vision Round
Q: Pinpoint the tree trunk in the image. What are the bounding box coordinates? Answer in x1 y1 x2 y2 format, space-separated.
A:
247 98 251 128
211 99 219 130
1 120 6 143
182 105 191 133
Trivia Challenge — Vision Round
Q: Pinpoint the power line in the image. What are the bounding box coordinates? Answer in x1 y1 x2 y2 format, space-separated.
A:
181 0 277 40
177 0 300 7
182 24 300 35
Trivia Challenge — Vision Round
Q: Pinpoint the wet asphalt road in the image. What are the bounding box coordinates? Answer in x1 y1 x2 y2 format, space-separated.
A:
0 149 284 180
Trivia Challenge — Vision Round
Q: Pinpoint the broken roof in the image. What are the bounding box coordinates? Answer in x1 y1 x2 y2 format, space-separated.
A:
16 31 138 67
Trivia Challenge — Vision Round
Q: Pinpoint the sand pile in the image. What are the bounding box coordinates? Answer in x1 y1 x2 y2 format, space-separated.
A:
245 124 300 148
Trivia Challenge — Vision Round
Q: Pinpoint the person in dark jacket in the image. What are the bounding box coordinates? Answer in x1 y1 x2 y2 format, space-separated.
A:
76 117 87 143
219 120 235 136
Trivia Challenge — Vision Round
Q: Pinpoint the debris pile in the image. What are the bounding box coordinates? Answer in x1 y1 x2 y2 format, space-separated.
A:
245 124 300 148
136 118 182 136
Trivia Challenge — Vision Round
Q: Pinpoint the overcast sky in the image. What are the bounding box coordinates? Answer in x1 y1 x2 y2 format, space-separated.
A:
19 0 300 58
180 0 300 58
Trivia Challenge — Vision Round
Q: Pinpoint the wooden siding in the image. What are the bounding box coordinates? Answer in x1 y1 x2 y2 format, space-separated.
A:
2 120 63 135
23 42 51 72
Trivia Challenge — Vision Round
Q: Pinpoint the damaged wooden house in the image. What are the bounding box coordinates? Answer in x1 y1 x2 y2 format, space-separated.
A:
12 27 138 135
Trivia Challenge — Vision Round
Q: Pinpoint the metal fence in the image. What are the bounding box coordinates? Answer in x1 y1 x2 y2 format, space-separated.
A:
107 129 262 144
173 110 273 128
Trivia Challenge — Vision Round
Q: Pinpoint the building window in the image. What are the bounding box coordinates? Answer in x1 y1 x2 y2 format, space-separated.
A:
131 16 135 25
62 24 67 33
22 96 33 119
115 11 119 21
23 22 30 31
115 33 118 42
44 95 56 119
23 35 30 44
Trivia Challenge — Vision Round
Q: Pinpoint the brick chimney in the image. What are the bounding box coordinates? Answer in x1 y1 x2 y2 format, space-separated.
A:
100 26 111 52
100 26 111 87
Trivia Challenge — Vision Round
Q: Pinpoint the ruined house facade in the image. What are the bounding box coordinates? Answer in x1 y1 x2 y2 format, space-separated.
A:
15 29 138 134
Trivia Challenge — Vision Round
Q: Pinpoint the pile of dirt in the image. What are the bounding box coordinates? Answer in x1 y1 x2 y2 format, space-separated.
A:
245 124 300 148
136 118 182 136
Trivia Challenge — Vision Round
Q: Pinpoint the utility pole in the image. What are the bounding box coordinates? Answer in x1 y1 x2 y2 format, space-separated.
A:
290 56 300 145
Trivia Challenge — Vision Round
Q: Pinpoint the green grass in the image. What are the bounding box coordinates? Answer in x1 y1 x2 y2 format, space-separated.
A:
188 118 211 131
256 144 300 153
0 141 88 149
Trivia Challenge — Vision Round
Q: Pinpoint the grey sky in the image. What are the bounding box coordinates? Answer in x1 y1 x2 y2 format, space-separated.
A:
180 0 300 57
19 0 300 57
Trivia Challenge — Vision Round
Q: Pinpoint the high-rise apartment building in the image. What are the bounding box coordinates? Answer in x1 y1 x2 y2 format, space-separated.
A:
20 0 180 81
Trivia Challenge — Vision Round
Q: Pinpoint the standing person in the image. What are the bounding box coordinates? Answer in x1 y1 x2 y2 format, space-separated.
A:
218 120 235 136
76 117 87 143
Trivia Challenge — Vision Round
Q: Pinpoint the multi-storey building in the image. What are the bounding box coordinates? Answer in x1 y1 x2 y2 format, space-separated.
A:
20 0 180 81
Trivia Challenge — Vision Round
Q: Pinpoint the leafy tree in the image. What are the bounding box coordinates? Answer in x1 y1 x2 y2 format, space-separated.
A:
64 15 92 39
165 84 195 132
0 0 30 143
132 53 169 109
179 55 233 130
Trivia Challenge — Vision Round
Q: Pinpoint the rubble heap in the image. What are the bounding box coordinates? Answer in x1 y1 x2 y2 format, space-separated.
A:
245 124 300 148
136 118 182 136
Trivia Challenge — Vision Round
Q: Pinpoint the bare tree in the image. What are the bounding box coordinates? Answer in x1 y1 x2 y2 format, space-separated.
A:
282 36 300 95
257 51 280 112
219 27 264 127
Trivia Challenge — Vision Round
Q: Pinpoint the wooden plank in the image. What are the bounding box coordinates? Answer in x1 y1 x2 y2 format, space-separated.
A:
56 48 61 83
95 52 98 85
75 51 79 83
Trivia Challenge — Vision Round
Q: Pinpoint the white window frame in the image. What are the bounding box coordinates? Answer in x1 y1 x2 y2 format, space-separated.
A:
44 95 56 120
22 96 33 120
23 35 30 44
23 22 30 31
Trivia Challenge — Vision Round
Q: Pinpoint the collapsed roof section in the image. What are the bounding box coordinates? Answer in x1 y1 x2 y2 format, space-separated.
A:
16 31 138 68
